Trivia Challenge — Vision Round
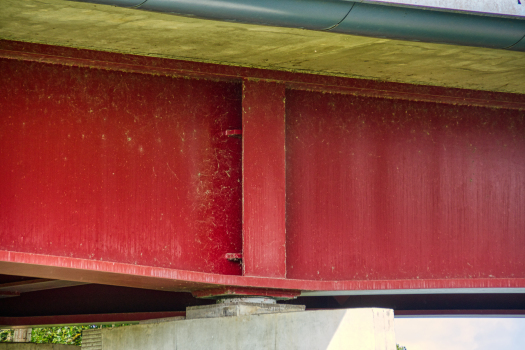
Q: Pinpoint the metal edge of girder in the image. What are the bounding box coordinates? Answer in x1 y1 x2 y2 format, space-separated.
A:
2 250 525 296
68 0 525 51
301 288 525 297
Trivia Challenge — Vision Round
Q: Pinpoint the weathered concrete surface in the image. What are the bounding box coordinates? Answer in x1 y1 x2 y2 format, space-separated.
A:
139 316 185 325
102 308 395 350
81 329 101 350
0 0 524 94
0 345 78 349
186 301 305 319
13 329 31 343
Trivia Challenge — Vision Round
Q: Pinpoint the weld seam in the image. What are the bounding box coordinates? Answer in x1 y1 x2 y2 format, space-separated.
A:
323 2 356 31
132 0 149 9
503 32 525 50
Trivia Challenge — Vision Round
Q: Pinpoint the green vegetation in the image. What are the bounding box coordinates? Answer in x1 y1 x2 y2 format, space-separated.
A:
0 329 14 342
31 326 93 346
397 345 407 350
1 325 131 346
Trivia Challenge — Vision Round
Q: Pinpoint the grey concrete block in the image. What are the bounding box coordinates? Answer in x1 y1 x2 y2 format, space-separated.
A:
139 316 185 325
186 302 305 319
102 308 396 350
81 329 101 350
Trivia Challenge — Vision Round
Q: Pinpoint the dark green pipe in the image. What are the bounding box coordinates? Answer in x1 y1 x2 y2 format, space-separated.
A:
142 0 353 30
71 0 525 51
333 3 525 50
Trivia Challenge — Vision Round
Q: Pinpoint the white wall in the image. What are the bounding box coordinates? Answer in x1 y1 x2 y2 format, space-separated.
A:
367 0 525 17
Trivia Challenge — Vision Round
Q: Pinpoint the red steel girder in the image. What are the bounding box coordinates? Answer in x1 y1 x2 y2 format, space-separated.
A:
0 40 524 299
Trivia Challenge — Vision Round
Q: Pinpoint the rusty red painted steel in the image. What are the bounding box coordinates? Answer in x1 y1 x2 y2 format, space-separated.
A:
242 80 287 278
285 90 525 281
0 40 525 297
0 56 243 275
224 129 243 138
225 253 243 261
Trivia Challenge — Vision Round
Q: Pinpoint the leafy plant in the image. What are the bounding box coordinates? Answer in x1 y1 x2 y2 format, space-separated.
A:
31 326 93 346
1 325 131 345
0 329 14 342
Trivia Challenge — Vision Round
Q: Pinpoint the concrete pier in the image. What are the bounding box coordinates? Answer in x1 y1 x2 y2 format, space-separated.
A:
86 308 395 350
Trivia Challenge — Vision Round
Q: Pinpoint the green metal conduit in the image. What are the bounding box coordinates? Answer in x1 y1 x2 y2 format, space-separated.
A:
72 0 525 51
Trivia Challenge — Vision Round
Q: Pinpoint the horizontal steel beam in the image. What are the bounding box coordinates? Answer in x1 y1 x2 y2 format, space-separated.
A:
1 40 524 303
2 252 525 293
0 279 88 296
302 288 525 297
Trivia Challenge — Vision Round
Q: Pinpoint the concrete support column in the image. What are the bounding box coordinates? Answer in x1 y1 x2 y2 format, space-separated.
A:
96 308 396 350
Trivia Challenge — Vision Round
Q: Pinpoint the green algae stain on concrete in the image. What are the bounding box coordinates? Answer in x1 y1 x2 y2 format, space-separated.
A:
1 0 524 94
